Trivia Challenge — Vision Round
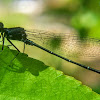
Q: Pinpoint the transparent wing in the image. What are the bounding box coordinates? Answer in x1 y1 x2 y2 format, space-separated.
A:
26 29 78 54
25 29 100 64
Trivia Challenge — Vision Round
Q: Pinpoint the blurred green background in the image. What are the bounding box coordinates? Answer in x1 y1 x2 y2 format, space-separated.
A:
0 0 100 94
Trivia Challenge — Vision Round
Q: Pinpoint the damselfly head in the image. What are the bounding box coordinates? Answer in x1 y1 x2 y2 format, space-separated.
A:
0 22 4 31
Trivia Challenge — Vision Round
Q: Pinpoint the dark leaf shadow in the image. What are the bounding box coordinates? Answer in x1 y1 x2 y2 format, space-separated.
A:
0 46 48 76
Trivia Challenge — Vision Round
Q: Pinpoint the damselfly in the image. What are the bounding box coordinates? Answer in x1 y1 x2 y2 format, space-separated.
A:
0 22 100 74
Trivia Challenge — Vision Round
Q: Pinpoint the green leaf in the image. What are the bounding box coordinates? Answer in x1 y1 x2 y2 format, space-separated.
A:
0 45 100 100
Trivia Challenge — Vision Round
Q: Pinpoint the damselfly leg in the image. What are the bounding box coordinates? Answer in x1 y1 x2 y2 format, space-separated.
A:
6 38 20 63
0 34 6 53
0 22 4 51
23 42 25 53
0 33 20 65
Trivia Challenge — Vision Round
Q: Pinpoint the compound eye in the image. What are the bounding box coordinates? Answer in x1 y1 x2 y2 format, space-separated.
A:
0 22 4 29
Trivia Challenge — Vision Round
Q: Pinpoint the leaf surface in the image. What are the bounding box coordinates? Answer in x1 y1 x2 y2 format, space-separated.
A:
0 46 100 100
